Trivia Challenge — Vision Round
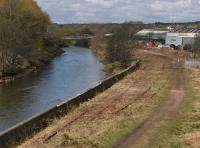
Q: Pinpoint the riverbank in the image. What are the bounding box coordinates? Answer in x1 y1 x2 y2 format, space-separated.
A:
0 48 64 84
0 68 36 84
90 29 135 74
91 47 134 74
18 48 176 148
0 46 108 135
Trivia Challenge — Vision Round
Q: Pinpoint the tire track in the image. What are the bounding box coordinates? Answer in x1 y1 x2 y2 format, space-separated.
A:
113 59 185 148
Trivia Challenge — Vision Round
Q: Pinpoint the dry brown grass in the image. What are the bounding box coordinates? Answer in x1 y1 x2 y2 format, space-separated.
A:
184 132 200 148
180 68 200 147
18 49 173 148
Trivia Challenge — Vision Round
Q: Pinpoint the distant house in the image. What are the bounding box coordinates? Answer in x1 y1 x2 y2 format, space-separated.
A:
166 29 200 49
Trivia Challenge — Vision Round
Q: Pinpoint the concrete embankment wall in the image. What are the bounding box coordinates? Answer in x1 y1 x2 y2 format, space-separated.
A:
0 61 140 148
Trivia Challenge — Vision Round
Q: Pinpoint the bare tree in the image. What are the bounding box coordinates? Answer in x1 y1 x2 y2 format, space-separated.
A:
193 35 200 58
105 25 133 67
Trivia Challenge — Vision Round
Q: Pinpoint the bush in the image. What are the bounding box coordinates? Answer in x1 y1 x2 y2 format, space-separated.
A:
3 65 21 76
182 44 189 51
193 35 200 58
105 25 132 67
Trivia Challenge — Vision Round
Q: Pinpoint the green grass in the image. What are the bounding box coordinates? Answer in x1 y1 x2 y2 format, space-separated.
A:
154 73 198 148
96 120 139 148
95 71 172 148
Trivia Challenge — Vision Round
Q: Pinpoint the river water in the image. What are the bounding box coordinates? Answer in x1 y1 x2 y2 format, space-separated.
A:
0 46 107 132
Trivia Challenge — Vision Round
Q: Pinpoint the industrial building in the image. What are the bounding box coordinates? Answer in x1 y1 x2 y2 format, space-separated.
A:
135 28 200 50
165 29 200 49
135 29 169 44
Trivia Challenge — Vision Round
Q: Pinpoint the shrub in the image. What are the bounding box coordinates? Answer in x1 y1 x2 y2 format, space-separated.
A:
193 35 200 58
105 25 132 67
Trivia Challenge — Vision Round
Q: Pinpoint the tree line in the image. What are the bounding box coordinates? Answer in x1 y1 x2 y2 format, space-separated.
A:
193 35 200 58
0 0 62 77
90 24 138 72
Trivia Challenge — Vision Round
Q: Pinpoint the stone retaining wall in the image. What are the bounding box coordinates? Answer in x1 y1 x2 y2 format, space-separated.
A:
0 60 140 148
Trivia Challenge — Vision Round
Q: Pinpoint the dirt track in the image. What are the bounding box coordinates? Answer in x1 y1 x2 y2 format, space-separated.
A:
114 52 186 148
18 49 183 148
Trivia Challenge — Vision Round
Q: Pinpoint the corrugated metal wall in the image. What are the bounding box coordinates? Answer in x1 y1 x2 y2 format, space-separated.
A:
166 36 182 46
182 37 195 49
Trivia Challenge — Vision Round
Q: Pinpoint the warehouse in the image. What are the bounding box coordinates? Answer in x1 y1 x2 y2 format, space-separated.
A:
166 29 200 49
135 29 169 43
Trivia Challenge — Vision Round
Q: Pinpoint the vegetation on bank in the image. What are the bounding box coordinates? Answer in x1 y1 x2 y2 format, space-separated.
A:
105 25 132 67
98 71 172 148
65 39 91 48
0 0 64 79
18 49 172 148
91 24 139 72
154 69 200 148
53 23 142 72
193 35 200 58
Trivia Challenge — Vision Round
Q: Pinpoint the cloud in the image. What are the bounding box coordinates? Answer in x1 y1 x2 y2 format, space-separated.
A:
34 0 200 24
84 0 118 8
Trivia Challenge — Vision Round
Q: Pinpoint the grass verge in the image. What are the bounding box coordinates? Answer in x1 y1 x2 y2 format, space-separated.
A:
154 70 197 148
96 70 172 148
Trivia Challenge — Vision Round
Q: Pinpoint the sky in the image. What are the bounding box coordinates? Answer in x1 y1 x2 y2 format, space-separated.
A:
34 0 200 24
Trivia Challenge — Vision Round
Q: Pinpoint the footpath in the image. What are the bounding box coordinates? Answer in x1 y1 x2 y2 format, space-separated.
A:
19 48 185 148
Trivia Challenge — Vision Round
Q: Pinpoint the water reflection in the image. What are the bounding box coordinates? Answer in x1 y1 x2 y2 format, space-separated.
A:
0 46 107 131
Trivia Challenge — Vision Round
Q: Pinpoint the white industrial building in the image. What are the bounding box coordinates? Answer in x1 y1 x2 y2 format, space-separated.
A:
166 29 200 49
136 29 169 40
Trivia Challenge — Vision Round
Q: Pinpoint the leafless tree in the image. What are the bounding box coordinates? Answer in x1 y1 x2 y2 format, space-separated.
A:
105 25 132 67
193 35 200 58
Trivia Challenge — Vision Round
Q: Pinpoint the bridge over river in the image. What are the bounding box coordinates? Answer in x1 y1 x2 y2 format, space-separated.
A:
64 36 94 40
63 36 94 47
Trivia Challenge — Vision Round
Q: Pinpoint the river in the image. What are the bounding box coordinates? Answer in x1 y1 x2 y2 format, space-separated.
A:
0 46 107 132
